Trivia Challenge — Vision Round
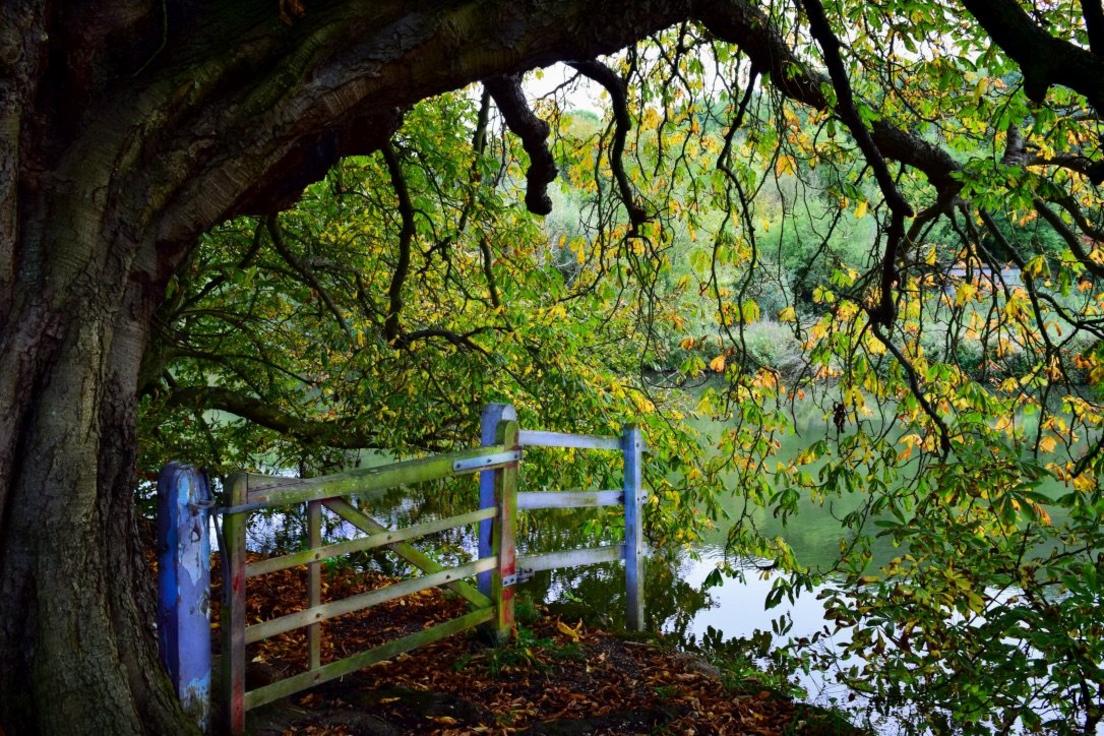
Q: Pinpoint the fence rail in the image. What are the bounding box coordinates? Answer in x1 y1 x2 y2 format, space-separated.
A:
245 556 499 644
517 429 622 451
157 404 646 735
517 490 624 509
244 444 518 505
245 506 497 578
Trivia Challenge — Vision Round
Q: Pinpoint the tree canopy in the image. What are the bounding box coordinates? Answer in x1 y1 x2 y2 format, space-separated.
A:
4 1 1104 734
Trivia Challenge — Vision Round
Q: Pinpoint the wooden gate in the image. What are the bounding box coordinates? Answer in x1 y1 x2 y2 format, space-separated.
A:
156 405 645 735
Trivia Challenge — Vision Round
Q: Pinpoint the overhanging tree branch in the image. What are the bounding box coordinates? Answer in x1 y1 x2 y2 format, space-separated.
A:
392 326 499 352
1084 0 1104 55
960 0 1104 111
799 0 913 328
697 0 960 195
382 143 416 344
167 386 386 449
568 60 649 231
1033 198 1104 280
870 325 952 458
484 73 558 216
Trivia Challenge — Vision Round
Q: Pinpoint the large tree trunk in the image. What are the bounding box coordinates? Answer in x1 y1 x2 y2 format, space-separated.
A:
0 188 191 732
0 260 188 735
0 5 183 730
0 55 199 720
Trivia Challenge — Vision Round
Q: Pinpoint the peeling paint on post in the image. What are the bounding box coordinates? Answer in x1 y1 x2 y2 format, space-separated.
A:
479 403 516 597
157 463 212 733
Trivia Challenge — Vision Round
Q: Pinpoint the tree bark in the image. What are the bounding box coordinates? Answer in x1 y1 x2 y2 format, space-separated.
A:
0 254 188 736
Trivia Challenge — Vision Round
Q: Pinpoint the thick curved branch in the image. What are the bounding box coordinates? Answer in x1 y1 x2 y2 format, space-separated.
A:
484 73 558 215
1084 0 1104 55
382 143 415 343
567 60 649 231
1033 198 1104 280
960 0 1104 111
167 386 386 449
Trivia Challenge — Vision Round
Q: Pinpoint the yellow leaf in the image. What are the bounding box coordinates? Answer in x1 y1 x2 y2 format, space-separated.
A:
1028 500 1052 526
854 200 868 219
740 299 761 324
775 154 797 177
1074 473 1096 491
1025 255 1048 278
709 354 726 373
778 306 797 322
556 619 583 642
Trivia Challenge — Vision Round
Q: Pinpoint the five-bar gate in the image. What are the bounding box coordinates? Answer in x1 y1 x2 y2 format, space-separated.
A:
156 404 645 735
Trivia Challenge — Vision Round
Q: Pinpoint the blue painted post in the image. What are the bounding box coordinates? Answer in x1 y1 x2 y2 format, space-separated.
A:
622 426 645 631
157 463 212 733
479 403 516 597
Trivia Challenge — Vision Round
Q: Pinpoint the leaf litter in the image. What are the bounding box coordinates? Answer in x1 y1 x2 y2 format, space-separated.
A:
190 554 850 735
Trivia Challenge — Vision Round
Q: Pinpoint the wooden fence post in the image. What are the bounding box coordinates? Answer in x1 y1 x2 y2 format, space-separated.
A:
308 499 322 670
491 418 519 643
157 463 212 733
479 403 516 598
222 473 248 736
622 425 645 631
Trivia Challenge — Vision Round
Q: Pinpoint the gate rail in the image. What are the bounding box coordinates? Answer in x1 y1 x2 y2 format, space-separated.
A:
157 404 645 735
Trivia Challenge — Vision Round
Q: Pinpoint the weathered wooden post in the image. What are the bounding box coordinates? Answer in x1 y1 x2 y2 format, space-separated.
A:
308 499 322 670
157 463 212 733
479 403 516 597
622 425 645 631
491 418 519 643
222 473 249 736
